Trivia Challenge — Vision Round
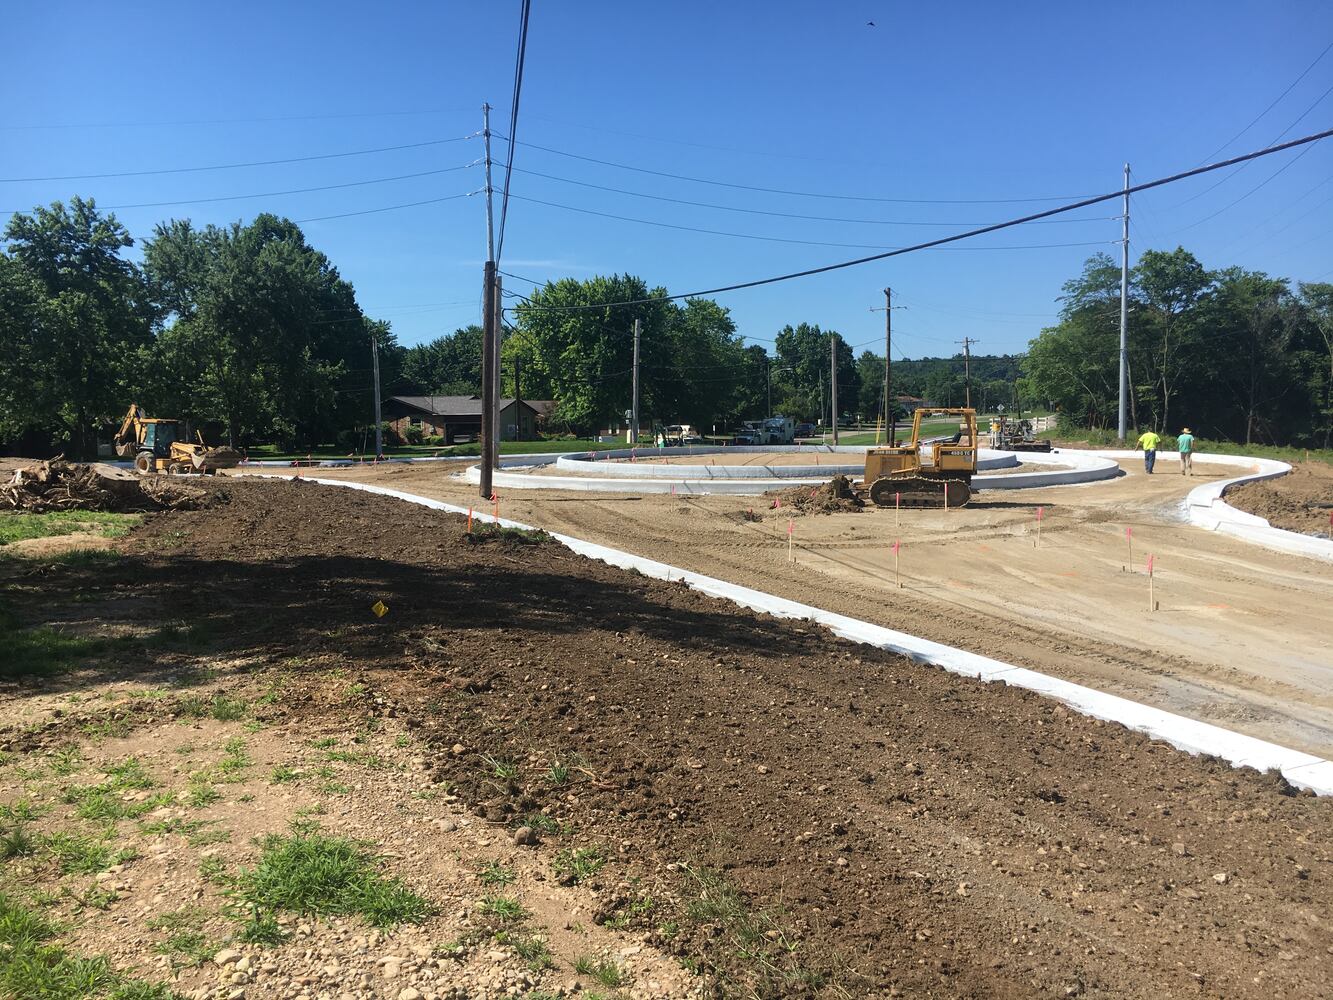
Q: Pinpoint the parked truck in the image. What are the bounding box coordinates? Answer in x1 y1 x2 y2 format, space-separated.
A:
762 415 795 444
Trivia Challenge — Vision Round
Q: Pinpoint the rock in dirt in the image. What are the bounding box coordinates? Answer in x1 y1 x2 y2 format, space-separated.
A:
513 825 538 846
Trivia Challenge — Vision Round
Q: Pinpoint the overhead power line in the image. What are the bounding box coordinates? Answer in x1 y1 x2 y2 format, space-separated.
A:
0 106 478 131
294 190 479 224
0 133 481 183
509 138 1094 205
2 161 482 214
505 127 1333 313
495 0 532 264
506 192 1112 252
1195 39 1333 164
506 165 1112 226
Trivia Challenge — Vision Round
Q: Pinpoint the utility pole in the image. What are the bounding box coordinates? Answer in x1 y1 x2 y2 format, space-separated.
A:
514 355 523 440
479 103 498 498
492 273 503 450
957 337 976 408
830 332 839 446
631 318 641 444
370 327 383 459
884 288 892 443
1118 162 1130 443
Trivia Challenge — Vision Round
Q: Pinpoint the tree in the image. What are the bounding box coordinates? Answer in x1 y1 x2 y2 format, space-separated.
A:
1210 269 1294 444
856 350 884 420
1297 282 1333 447
773 323 857 424
402 325 484 395
1134 247 1211 432
1 198 152 457
142 214 369 448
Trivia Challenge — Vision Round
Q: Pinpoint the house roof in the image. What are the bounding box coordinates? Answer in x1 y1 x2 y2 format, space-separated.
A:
525 399 557 416
388 395 538 418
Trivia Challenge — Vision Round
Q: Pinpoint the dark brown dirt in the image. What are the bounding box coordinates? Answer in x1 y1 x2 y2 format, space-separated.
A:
1225 462 1333 535
768 475 865 516
4 477 1331 999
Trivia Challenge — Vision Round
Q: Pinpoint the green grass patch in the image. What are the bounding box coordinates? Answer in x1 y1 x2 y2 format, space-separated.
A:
573 955 627 988
231 833 433 928
477 894 526 924
0 607 113 680
177 693 248 722
0 891 178 999
476 861 515 887
0 511 140 547
464 523 552 546
495 929 554 971
553 846 605 884
45 832 136 875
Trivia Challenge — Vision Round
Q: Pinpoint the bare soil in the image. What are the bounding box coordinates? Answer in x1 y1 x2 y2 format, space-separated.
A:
4 478 1330 998
1225 462 1333 535
290 460 1333 759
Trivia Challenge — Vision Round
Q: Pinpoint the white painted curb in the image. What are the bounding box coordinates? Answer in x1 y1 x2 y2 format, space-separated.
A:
261 474 1333 796
463 447 1117 495
1088 450 1333 562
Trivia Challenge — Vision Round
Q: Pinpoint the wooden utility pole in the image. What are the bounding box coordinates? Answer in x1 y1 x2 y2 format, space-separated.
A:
957 336 976 408
631 318 641 444
479 103 497 499
492 273 503 449
370 328 383 459
830 331 839 446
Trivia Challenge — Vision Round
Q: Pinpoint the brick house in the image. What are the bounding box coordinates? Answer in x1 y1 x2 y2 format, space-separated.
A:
383 395 541 443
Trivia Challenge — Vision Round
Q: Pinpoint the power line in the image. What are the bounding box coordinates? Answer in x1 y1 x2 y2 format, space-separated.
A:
504 127 1333 313
495 0 532 264
1175 141 1319 232
510 138 1093 205
0 106 478 131
505 165 1112 226
2 161 482 214
294 190 479 223
1195 38 1333 164
0 133 480 183
506 191 1113 252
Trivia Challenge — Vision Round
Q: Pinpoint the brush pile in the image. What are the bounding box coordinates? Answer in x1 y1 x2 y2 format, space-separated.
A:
1 458 209 513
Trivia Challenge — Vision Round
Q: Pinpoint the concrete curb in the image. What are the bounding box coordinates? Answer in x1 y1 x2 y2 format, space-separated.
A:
1087 450 1333 562
262 474 1333 796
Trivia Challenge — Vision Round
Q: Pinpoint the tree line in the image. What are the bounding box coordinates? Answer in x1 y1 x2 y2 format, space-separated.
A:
1024 249 1332 446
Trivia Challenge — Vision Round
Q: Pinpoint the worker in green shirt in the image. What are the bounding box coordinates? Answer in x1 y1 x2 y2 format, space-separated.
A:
1136 429 1162 473
1177 427 1195 476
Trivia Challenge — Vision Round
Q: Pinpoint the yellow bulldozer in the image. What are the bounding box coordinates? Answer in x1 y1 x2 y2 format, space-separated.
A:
114 404 241 475
861 407 978 508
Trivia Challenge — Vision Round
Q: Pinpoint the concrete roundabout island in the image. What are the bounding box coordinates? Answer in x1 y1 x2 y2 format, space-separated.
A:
460 443 1123 495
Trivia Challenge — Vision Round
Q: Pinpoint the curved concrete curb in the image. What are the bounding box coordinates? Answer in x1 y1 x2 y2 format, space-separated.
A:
261 474 1333 795
465 447 1114 495
555 444 1019 478
1087 450 1333 563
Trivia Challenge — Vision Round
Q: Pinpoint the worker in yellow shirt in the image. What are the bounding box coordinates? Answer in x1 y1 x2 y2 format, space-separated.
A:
1136 429 1162 473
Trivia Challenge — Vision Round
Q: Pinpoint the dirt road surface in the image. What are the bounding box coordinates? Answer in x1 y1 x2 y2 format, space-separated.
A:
4 479 1330 998
257 457 1333 760
1226 461 1333 535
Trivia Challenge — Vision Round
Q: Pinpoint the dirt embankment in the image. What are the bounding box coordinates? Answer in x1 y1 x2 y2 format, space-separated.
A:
1225 462 1333 535
4 478 1331 998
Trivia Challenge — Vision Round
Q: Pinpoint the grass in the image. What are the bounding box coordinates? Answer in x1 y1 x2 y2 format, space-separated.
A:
573 955 627 988
0 606 113 680
1057 426 1333 465
0 511 140 547
177 693 249 722
231 833 433 929
478 895 526 924
552 846 605 884
495 929 554 971
477 861 515 887
46 832 137 875
270 765 301 785
0 892 177 999
464 523 553 546
479 753 520 780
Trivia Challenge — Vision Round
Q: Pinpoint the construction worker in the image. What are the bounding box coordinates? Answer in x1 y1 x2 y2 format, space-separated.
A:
1136 428 1162 474
1177 427 1195 476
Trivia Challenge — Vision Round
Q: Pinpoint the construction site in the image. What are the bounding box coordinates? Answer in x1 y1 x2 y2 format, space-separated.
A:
1 436 1330 1000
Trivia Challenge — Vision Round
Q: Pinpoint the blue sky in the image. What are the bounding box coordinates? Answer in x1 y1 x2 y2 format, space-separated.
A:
3 1 1330 362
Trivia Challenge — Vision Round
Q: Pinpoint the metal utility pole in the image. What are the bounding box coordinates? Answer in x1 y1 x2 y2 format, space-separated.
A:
830 332 840 446
370 328 383 459
631 318 641 444
884 288 894 443
957 337 976 408
1118 162 1130 443
479 103 498 498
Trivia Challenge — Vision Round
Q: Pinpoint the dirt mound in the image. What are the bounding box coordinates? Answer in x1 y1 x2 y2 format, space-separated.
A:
1 457 216 513
6 476 1323 997
1224 462 1333 534
767 473 864 515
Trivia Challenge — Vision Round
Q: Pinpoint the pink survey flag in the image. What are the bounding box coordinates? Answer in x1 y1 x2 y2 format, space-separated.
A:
1037 506 1045 521
1146 553 1155 574
892 540 901 555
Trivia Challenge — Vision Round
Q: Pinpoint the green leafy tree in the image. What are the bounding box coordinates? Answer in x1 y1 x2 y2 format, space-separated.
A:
401 325 484 395
1 198 152 456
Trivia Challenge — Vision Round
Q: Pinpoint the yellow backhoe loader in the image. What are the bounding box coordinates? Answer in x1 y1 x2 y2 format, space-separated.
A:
114 404 241 475
861 407 977 508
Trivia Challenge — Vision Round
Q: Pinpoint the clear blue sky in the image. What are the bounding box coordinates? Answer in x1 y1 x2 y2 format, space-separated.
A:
4 1 1330 362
